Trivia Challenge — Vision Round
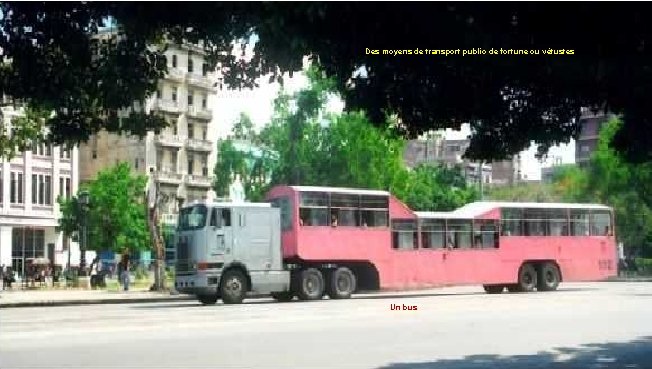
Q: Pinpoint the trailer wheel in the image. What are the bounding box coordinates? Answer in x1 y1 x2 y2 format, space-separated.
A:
483 285 504 294
296 268 324 301
271 291 294 302
327 267 357 299
516 263 537 292
198 294 218 305
538 263 560 291
220 270 247 304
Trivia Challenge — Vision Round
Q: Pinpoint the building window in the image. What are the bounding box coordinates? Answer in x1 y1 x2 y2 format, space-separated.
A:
134 158 139 169
65 177 71 199
92 150 97 159
581 145 590 153
59 146 71 159
202 95 207 108
172 87 178 102
32 174 51 205
156 89 162 99
172 54 177 68
202 127 207 140
46 145 52 156
202 156 208 176
188 93 193 106
188 157 194 175
202 63 208 77
171 151 178 171
188 58 194 73
11 172 23 204
188 123 194 139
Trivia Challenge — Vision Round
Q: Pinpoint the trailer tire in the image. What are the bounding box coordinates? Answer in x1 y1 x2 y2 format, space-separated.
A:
198 294 218 305
327 267 357 299
483 285 504 294
271 291 294 302
220 270 247 304
296 268 325 301
516 263 538 292
538 263 561 291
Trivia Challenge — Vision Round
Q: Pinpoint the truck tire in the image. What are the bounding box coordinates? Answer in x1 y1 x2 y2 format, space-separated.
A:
296 268 325 301
483 285 504 294
516 263 537 292
271 291 294 302
220 270 247 304
327 267 357 299
198 294 218 305
538 263 561 291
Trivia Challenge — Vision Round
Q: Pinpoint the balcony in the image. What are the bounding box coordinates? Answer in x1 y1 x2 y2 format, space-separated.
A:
155 135 184 148
187 106 212 121
153 171 184 185
186 174 213 188
185 138 213 152
152 99 181 114
186 73 214 90
166 68 185 82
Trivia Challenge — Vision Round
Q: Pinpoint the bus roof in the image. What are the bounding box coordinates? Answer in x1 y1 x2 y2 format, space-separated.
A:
289 186 389 196
416 201 611 219
183 201 272 209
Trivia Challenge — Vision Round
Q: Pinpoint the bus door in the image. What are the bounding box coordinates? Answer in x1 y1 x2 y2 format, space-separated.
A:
208 207 232 262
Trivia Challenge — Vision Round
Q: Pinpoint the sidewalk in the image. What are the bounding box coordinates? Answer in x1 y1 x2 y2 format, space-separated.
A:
0 288 193 308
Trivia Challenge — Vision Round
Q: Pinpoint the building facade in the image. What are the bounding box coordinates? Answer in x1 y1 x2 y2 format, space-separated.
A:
78 41 218 227
0 105 83 276
576 110 612 168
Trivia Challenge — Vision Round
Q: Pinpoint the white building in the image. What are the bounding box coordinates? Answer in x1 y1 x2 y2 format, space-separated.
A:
0 105 85 276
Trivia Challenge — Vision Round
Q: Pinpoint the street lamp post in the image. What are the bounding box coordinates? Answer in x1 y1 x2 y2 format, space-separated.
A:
78 191 90 276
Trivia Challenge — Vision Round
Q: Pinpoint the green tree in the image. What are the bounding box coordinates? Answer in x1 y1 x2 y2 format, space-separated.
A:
231 112 256 140
59 162 150 255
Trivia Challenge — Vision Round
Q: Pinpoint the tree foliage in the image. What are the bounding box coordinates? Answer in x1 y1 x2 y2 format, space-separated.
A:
214 66 478 211
4 3 652 162
58 162 150 253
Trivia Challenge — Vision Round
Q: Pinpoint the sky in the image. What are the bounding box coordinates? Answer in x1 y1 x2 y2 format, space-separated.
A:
210 73 575 181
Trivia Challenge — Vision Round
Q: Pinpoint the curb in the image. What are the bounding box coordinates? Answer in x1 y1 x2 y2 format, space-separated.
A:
604 278 652 282
0 295 195 309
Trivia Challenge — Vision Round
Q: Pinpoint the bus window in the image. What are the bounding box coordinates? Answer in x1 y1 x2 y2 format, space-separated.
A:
421 219 445 249
299 192 329 226
270 197 293 231
447 220 473 249
360 195 389 227
209 208 218 227
221 208 232 227
570 209 590 236
501 208 522 236
590 211 612 236
331 193 360 227
474 219 498 248
524 209 548 236
548 209 569 236
392 219 417 250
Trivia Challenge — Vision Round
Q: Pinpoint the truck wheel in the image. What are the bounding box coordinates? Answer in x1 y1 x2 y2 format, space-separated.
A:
198 295 218 305
517 263 537 292
271 291 294 302
483 285 504 294
327 267 357 299
220 270 247 304
538 263 560 291
296 268 324 301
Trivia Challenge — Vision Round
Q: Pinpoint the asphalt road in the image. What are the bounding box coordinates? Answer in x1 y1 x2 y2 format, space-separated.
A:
1 282 652 369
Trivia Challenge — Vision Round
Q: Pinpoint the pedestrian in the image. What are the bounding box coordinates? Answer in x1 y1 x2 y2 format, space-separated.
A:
1 264 5 291
119 254 130 291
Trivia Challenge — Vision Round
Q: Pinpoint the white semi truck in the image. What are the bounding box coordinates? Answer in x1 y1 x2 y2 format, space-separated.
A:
174 202 291 304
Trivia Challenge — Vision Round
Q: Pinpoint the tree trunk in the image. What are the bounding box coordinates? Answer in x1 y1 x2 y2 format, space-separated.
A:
146 202 166 291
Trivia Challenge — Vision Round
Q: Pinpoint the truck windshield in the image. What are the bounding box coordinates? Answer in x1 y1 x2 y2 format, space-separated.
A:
178 205 208 231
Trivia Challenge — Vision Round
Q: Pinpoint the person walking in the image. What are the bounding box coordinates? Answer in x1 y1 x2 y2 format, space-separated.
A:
119 254 130 291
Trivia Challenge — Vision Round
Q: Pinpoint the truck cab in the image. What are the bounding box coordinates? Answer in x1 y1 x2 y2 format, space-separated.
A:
174 201 290 304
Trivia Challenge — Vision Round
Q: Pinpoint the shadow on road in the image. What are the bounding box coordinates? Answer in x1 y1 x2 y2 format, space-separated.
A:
130 287 599 309
376 336 652 369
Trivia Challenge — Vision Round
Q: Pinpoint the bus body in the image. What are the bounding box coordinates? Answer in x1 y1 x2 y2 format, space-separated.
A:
175 185 617 304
